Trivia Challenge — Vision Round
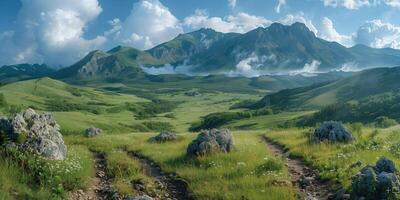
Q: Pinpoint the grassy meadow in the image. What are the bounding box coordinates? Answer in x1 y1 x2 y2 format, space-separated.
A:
265 125 400 188
0 77 399 199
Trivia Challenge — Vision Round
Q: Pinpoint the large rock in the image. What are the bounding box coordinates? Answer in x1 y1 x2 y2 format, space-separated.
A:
312 121 353 143
150 131 177 142
184 90 201 97
85 127 102 137
351 157 400 200
0 108 67 160
124 195 153 200
187 128 234 156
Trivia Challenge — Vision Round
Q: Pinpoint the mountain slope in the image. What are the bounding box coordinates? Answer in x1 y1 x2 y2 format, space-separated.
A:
0 64 54 83
253 66 400 110
55 22 400 80
142 22 400 74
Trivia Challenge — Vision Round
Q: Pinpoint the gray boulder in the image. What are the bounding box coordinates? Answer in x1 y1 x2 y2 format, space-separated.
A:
124 195 153 200
85 127 102 137
184 90 201 97
0 108 67 160
312 121 353 143
150 131 177 142
351 157 400 200
187 128 234 156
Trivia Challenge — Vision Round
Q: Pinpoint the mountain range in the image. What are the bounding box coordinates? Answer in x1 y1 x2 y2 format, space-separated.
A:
48 22 400 80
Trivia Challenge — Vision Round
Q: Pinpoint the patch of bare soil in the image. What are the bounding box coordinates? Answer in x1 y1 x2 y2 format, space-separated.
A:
69 153 118 200
127 151 195 200
261 136 338 200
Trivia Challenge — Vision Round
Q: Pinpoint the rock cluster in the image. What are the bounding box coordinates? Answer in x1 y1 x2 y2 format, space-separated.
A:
312 121 353 143
351 157 400 200
0 108 67 160
187 128 234 156
85 127 102 137
184 90 201 97
150 132 177 142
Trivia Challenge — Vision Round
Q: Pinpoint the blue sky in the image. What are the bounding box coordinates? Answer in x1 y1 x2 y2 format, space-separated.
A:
1 0 400 67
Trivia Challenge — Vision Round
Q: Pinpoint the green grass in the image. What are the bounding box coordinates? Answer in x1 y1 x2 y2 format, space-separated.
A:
0 145 93 199
265 126 400 189
67 132 296 200
4 74 400 199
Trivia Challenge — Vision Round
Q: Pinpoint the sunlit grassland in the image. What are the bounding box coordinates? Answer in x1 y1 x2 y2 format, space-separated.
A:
265 126 400 188
67 132 297 200
0 144 93 199
148 92 261 132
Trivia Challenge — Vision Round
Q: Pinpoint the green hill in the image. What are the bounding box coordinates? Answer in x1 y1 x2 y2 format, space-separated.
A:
253 66 400 110
0 64 54 83
0 77 149 133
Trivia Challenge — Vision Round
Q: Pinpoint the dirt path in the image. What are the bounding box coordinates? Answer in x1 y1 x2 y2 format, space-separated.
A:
69 153 116 200
127 151 195 200
261 136 334 200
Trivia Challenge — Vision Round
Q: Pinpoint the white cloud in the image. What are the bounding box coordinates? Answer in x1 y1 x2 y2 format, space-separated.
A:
184 10 271 33
0 0 105 66
321 0 400 9
321 0 371 9
106 0 183 50
319 17 353 46
275 0 286 13
383 0 400 7
289 60 321 76
279 13 318 34
228 0 237 8
354 19 400 49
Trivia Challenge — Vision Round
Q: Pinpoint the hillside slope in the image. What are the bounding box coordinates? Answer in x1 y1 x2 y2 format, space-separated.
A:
253 66 400 110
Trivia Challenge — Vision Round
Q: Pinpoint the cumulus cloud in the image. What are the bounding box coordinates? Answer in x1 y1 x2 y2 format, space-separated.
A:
107 0 183 50
279 13 318 34
384 0 400 8
321 0 371 9
0 0 105 66
354 19 400 49
321 0 400 9
289 60 321 76
275 0 286 13
184 10 271 33
319 17 353 46
228 0 237 8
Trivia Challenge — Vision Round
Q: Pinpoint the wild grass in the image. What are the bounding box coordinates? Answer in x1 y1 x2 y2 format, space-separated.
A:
106 150 160 196
265 126 400 189
0 145 93 199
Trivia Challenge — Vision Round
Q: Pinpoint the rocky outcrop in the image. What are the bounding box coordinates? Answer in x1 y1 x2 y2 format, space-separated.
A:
124 195 153 200
312 121 353 143
85 127 102 137
184 90 201 97
0 108 67 160
149 132 177 142
351 157 400 200
187 128 234 156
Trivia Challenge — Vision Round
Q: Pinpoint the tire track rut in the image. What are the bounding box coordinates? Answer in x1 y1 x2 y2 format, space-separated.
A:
127 151 195 200
261 135 335 200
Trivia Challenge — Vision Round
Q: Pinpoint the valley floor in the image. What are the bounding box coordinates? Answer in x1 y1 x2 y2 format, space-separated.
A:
0 77 399 200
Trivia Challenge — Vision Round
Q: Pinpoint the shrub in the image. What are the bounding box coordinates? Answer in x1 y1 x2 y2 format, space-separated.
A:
126 99 181 119
230 99 258 109
142 121 174 132
189 109 272 131
374 116 398 128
